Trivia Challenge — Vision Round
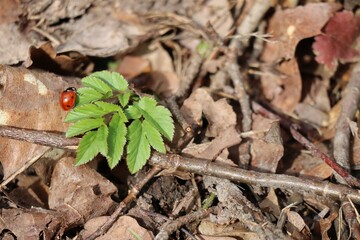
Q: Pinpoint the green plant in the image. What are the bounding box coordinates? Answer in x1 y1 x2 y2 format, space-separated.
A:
65 71 174 173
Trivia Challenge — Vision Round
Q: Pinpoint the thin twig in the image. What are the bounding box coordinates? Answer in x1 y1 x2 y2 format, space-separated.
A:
333 61 360 172
226 54 252 168
0 148 51 189
86 167 161 240
154 206 218 240
149 153 360 204
290 124 360 188
230 0 273 51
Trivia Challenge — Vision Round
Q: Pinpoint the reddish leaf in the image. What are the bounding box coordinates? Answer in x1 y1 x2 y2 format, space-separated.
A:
313 11 360 69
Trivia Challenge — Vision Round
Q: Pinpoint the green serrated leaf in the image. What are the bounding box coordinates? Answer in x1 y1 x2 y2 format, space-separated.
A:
118 91 131 107
138 96 157 109
76 126 107 166
125 105 142 119
91 71 129 92
107 113 127 168
97 125 109 157
82 75 113 96
76 87 104 105
65 104 108 122
95 101 122 113
65 118 104 138
137 97 174 141
76 131 98 165
126 119 151 174
143 119 165 153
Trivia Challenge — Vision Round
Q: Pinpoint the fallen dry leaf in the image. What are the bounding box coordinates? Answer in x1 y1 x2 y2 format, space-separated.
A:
250 115 283 173
0 23 32 65
313 10 360 69
80 215 154 240
198 220 256 240
0 65 79 179
261 2 340 112
181 88 237 137
117 55 151 80
48 157 117 228
0 208 62 240
56 12 129 57
285 144 333 180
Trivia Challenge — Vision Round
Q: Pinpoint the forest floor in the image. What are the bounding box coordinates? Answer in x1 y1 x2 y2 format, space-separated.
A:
0 0 360 239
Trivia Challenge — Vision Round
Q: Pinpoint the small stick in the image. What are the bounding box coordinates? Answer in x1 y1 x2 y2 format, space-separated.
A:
333 61 360 172
86 167 161 240
290 124 360 188
154 206 218 240
226 54 252 168
0 148 51 189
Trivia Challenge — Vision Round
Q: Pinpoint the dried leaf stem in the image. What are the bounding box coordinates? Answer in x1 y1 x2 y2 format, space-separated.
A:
149 153 360 204
290 124 360 188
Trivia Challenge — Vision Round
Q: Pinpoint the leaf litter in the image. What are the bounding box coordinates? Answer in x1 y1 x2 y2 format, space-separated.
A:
0 0 360 239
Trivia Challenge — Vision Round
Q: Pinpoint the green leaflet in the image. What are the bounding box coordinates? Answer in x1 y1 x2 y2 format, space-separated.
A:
106 113 127 169
65 118 104 138
126 119 151 174
76 125 108 166
136 97 174 141
142 119 166 153
76 87 104 106
91 71 128 92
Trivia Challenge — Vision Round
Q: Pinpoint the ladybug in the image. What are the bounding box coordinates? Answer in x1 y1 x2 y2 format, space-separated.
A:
60 87 77 111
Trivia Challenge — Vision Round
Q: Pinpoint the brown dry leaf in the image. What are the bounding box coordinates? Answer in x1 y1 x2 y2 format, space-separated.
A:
318 211 338 240
0 208 62 240
0 0 20 24
285 145 333 180
8 174 48 208
0 65 79 179
0 23 32 65
295 103 329 127
198 220 256 240
27 43 93 75
261 3 340 112
250 114 283 173
286 211 311 239
56 12 129 57
183 127 241 161
25 0 95 24
139 42 180 97
0 2 29 65
80 215 154 239
259 188 281 218
48 157 117 228
117 55 151 80
296 77 331 127
181 88 237 137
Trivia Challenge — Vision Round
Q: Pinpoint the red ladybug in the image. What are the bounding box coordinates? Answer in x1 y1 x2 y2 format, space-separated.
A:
60 87 77 111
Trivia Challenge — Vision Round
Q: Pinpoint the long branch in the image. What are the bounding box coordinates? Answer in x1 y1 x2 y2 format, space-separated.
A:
149 153 360 204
